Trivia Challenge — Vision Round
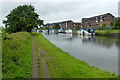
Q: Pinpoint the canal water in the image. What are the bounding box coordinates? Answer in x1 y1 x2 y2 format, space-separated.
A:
42 33 119 74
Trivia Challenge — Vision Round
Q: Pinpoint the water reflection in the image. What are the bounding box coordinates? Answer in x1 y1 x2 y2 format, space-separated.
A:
81 36 119 48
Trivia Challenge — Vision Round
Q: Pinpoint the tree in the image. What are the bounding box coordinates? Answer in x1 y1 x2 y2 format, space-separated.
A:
3 5 43 33
53 23 60 29
110 21 114 26
101 23 107 27
75 26 80 30
98 23 107 30
112 17 120 29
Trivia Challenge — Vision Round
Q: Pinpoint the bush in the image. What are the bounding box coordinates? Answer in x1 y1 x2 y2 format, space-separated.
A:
1 28 10 40
98 26 112 30
113 17 120 29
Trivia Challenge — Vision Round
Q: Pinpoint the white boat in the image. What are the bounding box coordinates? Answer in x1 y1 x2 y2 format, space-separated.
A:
77 29 84 35
51 29 56 33
58 29 64 33
77 28 95 36
65 29 72 34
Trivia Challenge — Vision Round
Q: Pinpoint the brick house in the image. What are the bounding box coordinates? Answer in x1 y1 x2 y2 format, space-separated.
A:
81 13 115 28
44 20 74 29
60 20 74 29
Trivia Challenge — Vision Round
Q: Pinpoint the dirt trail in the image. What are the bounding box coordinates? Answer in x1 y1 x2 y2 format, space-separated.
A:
38 46 51 79
32 37 39 78
32 36 51 79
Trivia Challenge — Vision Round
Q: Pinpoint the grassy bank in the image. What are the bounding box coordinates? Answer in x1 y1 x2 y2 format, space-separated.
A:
33 33 117 78
2 32 32 78
95 30 120 36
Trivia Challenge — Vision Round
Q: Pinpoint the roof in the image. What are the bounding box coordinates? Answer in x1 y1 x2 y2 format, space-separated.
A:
61 20 73 23
82 13 115 20
45 20 74 25
74 22 81 25
90 13 114 18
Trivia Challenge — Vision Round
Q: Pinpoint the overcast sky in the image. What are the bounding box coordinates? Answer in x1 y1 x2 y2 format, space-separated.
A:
0 0 119 27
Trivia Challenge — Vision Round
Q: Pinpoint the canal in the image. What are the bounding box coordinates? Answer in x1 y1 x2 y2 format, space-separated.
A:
42 33 119 74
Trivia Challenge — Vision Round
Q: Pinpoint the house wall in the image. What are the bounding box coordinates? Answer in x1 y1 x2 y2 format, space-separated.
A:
82 13 115 28
45 20 74 29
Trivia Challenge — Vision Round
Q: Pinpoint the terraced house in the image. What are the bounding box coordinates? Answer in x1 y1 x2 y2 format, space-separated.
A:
81 13 115 28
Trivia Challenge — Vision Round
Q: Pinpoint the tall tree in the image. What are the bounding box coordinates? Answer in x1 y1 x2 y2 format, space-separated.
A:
3 5 43 33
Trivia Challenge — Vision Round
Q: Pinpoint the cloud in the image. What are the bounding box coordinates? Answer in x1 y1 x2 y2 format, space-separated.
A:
0 0 119 2
0 0 119 26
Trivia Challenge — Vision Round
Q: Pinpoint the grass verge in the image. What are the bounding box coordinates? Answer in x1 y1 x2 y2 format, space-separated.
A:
95 30 120 36
33 32 117 78
2 32 32 78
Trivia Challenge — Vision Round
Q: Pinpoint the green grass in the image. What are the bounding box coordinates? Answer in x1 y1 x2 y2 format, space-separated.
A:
95 30 120 36
33 32 117 78
72 30 78 33
2 32 32 78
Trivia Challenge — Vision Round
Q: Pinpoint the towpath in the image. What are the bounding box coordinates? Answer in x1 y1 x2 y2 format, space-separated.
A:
32 36 39 79
32 36 51 79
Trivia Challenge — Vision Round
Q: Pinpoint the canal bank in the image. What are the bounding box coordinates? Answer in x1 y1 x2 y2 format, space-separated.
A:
32 32 117 78
95 30 120 38
42 33 118 74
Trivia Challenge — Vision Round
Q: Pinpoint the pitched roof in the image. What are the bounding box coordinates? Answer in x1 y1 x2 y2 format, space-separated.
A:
82 13 115 20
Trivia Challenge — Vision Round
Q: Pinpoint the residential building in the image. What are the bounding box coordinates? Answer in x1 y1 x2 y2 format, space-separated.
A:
74 22 81 27
81 13 115 28
60 20 74 29
44 20 74 29
44 23 57 29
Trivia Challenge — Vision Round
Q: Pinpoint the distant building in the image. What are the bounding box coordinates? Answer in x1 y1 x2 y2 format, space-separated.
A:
44 13 115 29
81 13 115 28
44 23 57 29
44 20 74 29
60 20 74 29
74 22 81 27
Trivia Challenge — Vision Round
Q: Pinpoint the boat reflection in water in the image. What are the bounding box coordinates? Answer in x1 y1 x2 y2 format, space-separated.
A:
81 35 119 48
